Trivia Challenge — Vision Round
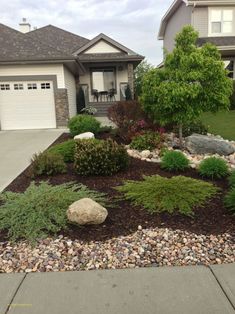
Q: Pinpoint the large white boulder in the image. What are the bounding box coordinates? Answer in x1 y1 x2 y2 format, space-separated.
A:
74 132 94 140
67 198 108 225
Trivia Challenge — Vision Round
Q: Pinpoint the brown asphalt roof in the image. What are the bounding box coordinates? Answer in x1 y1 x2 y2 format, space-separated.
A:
0 23 78 62
198 36 235 47
25 25 90 55
0 23 143 63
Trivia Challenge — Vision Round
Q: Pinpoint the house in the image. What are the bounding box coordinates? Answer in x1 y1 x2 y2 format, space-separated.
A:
0 19 144 130
158 0 235 78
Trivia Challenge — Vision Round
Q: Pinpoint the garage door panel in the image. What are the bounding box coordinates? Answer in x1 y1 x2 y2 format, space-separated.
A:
0 81 56 130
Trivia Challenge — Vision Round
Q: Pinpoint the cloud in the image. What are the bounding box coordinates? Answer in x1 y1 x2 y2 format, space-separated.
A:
0 0 173 65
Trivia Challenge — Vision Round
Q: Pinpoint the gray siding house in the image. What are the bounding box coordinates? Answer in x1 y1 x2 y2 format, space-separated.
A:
158 0 235 78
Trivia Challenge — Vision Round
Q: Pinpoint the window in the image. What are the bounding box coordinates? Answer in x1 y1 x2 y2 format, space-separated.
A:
0 84 10 90
210 9 233 35
91 68 116 92
41 82 51 89
224 60 234 79
27 83 37 90
14 83 24 90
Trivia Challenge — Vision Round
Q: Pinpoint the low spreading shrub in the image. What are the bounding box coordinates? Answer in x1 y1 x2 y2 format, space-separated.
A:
174 120 208 137
48 140 75 163
130 131 162 151
198 157 229 179
0 182 106 242
224 188 235 213
68 114 101 137
116 175 218 216
229 171 235 187
31 151 66 177
74 139 129 176
161 150 190 172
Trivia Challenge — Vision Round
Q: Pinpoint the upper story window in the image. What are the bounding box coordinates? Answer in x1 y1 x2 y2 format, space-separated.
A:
210 9 233 35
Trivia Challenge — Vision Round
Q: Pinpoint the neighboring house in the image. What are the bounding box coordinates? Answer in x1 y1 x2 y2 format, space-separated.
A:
158 0 235 78
0 19 144 130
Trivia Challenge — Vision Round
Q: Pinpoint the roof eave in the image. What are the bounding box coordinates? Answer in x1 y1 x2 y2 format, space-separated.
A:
188 0 235 5
0 58 76 65
78 56 144 63
158 0 188 40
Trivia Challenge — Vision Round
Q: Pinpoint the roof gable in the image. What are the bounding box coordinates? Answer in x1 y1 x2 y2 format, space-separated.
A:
74 33 137 56
84 39 122 54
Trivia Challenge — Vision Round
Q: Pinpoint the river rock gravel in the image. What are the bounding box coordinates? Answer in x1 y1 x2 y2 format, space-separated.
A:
0 227 234 273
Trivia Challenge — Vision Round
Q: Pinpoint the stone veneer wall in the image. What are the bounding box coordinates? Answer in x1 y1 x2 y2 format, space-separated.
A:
127 63 134 98
54 89 69 127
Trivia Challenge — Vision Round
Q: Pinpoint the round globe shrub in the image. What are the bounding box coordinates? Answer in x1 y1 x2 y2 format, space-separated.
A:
161 150 190 172
48 139 75 163
229 171 235 187
68 115 101 137
31 151 66 177
74 138 129 176
224 187 235 213
199 157 229 179
130 131 162 151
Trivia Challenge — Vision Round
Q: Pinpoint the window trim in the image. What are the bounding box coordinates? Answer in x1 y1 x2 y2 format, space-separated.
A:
41 82 51 89
0 83 10 91
14 83 24 90
90 67 117 94
27 83 37 90
208 8 234 36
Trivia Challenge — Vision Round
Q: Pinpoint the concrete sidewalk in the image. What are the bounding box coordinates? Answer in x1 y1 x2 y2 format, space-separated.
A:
1 264 234 314
0 129 64 192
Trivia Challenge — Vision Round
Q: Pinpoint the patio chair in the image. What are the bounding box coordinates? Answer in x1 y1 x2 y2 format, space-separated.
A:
108 88 116 101
92 89 99 102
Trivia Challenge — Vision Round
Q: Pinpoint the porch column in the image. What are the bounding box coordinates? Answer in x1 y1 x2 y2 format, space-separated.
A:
127 63 134 98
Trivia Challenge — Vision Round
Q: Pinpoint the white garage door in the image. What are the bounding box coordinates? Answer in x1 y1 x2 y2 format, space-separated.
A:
0 81 56 130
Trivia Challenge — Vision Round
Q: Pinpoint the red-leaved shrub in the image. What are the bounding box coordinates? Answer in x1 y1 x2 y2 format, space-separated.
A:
108 101 157 142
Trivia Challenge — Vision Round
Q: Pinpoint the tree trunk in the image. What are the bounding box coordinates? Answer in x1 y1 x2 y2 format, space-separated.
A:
179 123 183 148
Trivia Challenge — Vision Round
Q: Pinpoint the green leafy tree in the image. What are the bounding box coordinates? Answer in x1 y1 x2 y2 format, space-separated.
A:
134 60 154 97
141 26 233 146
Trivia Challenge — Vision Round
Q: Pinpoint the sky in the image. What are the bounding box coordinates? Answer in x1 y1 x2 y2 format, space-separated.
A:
0 0 173 66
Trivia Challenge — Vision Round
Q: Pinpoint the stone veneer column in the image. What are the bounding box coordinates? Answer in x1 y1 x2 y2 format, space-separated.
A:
54 89 69 127
127 63 134 98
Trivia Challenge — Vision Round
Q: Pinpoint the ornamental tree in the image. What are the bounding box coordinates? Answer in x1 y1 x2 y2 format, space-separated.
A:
141 26 233 145
134 59 154 97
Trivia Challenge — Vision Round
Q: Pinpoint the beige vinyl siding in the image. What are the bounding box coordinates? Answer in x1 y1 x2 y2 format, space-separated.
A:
192 7 209 37
63 66 76 118
84 40 121 54
164 3 193 52
0 64 65 88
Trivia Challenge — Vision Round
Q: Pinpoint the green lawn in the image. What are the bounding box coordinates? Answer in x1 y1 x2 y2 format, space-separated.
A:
201 111 235 141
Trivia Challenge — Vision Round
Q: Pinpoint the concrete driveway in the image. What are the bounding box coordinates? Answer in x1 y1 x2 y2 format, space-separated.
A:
0 129 64 192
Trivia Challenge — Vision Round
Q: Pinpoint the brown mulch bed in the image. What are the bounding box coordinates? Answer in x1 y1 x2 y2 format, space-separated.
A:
3 132 234 242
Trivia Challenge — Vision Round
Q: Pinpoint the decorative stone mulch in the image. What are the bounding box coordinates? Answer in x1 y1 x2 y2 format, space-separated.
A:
127 133 235 169
0 227 234 273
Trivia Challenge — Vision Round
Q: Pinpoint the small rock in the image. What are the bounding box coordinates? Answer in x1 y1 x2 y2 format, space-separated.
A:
67 198 108 225
74 132 95 140
140 150 151 158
